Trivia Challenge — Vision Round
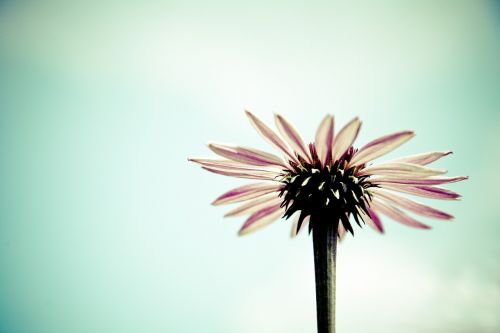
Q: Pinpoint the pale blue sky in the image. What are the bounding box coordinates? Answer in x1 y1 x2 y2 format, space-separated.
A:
0 1 499 332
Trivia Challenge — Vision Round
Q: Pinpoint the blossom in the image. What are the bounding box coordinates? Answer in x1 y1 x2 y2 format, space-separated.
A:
189 111 467 239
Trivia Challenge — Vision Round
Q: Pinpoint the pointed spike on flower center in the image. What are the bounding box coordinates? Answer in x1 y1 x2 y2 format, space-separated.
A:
302 176 312 186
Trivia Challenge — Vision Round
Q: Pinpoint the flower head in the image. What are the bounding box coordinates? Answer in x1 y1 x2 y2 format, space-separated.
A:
189 111 467 239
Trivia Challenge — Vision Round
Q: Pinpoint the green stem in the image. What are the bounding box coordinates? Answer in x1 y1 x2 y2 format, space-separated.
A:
313 219 338 333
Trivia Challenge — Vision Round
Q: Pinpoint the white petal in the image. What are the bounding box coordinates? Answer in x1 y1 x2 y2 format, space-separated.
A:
208 143 288 167
274 114 312 163
239 204 285 236
391 151 452 166
314 115 334 167
371 176 468 186
212 183 282 205
376 183 461 200
349 131 414 167
189 158 284 173
357 207 384 233
202 166 280 180
370 188 453 220
371 198 431 229
359 162 446 178
338 223 346 241
245 110 299 164
224 193 283 217
331 117 361 162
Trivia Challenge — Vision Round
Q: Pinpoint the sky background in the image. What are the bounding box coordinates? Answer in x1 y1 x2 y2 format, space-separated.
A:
0 1 499 332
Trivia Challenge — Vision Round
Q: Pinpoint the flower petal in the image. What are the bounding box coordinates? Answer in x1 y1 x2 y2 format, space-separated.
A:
371 188 453 220
349 131 415 167
212 182 282 205
358 207 384 233
359 162 446 178
338 222 347 241
290 214 310 238
371 198 431 229
208 143 288 167
378 183 461 200
202 166 279 180
189 158 284 173
314 115 334 167
224 193 282 217
371 176 468 186
392 151 452 166
245 110 299 164
274 114 312 163
239 204 284 236
331 117 361 162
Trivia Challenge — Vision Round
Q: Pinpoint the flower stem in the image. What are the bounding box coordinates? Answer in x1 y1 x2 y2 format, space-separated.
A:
312 219 338 333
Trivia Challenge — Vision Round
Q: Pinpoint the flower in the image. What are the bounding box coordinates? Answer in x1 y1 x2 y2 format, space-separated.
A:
189 111 467 239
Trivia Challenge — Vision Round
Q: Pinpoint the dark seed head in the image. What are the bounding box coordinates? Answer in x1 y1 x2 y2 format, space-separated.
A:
279 147 373 235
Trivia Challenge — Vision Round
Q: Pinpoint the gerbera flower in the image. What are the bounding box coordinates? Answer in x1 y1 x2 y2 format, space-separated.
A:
189 111 467 238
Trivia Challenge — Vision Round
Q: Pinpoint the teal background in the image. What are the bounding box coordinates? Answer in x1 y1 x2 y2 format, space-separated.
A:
0 1 499 332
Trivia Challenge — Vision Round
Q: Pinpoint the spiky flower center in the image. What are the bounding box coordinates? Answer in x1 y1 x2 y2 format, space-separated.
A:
279 148 373 234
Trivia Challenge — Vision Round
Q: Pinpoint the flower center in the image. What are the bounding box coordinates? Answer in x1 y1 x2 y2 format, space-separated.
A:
279 148 373 234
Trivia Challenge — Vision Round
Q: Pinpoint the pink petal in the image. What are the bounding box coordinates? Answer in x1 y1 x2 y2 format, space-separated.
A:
314 115 334 167
371 176 468 186
338 223 346 241
358 207 384 233
208 143 288 167
189 158 284 173
331 117 362 162
239 204 284 236
378 183 461 200
245 110 299 164
274 114 312 163
349 131 415 167
202 166 279 180
290 215 310 238
224 193 282 217
371 199 431 229
212 182 282 205
392 151 452 166
371 188 453 220
359 162 446 178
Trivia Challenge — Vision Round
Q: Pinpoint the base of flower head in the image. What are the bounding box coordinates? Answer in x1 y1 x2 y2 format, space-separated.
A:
279 148 374 235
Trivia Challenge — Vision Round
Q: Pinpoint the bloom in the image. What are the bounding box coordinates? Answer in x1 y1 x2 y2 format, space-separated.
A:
189 111 467 239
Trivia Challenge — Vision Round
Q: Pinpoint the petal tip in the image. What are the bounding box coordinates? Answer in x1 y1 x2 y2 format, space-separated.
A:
211 193 225 205
238 228 249 236
274 113 285 123
244 110 256 120
350 117 361 126
402 130 416 139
